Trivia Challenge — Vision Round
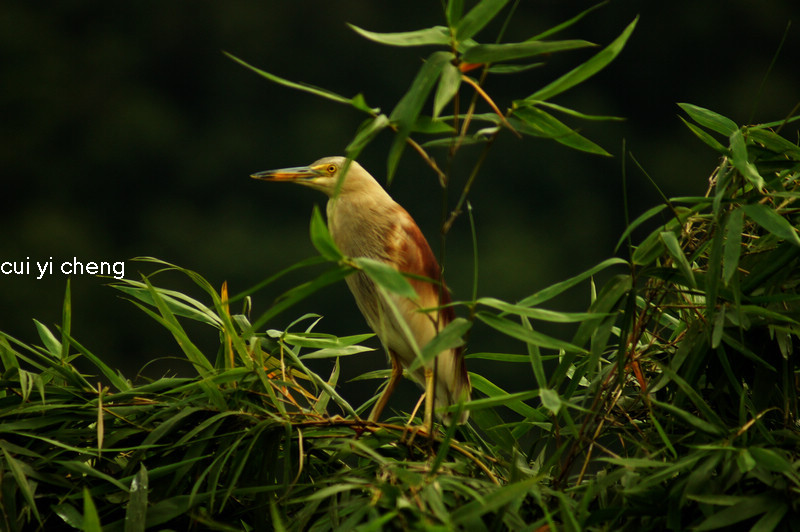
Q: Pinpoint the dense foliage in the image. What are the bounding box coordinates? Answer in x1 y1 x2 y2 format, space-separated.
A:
2 2 799 530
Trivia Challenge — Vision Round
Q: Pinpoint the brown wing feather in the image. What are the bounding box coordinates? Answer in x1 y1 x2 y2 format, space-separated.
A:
386 207 471 419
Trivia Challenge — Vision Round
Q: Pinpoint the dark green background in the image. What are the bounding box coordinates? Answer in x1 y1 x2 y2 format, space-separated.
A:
1 1 798 405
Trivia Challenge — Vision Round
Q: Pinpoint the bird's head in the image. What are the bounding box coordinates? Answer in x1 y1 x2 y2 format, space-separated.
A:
251 156 377 198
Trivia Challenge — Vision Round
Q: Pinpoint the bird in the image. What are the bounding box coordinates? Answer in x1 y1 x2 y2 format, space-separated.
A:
251 156 470 425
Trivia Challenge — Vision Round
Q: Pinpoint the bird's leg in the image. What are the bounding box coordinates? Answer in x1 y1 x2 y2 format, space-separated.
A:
424 364 435 436
369 351 403 423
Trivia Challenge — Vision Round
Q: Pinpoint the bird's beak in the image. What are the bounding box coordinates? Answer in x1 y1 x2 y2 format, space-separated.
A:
250 166 322 182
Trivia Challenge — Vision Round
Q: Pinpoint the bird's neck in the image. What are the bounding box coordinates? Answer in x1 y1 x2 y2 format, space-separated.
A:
326 191 399 258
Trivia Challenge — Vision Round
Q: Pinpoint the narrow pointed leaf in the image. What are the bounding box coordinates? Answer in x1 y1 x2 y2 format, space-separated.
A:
462 39 594 63
348 24 451 47
678 102 738 136
519 257 627 307
660 231 696 287
743 203 800 247
730 128 765 190
224 52 376 113
125 465 149 532
433 62 461 119
477 312 586 352
527 17 637 102
723 208 744 284
510 106 610 155
454 0 511 41
410 317 471 371
309 205 342 261
352 257 417 299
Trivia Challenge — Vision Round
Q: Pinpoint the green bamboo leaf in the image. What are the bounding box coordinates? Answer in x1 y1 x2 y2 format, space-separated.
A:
510 106 610 155
60 330 131 392
83 488 102 532
694 495 778 531
346 114 390 158
309 205 342 261
743 203 800 247
60 278 71 362
748 127 800 159
478 297 609 322
539 388 562 415
454 0 511 41
730 129 765 190
528 1 610 41
445 0 463 26
464 352 533 362
469 373 543 419
410 317 471 371
224 52 377 113
679 116 729 154
748 446 794 473
352 257 417 299
723 207 744 284
519 257 627 307
451 477 541 525
0 335 21 371
433 62 461 119
678 102 738 136
33 319 61 359
348 24 451 47
660 231 696 287
488 62 543 74
125 465 148 532
463 390 540 412
651 398 726 437
461 39 594 63
614 204 668 252
52 503 83 528
532 100 625 122
112 283 223 328
2 447 42 524
250 264 353 334
387 51 451 181
477 312 586 353
526 17 638 102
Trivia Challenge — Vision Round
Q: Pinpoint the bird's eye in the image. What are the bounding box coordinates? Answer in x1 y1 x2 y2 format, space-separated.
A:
326 164 337 174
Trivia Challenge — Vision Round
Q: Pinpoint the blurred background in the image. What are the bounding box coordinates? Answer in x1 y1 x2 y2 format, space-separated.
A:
2 1 798 407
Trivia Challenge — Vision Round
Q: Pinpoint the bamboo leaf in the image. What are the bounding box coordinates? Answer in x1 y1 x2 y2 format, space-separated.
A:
387 51 452 181
679 116 729 154
678 102 738 136
660 231 696 287
124 465 149 532
309 205 342 261
433 62 461 119
83 488 102 532
461 39 594 63
518 257 627 306
454 0 511 41
743 203 800 247
730 129 765 190
723 207 744 284
526 17 638 102
477 312 586 353
348 24 452 47
510 106 610 156
410 317 471 371
352 257 417 299
224 52 377 113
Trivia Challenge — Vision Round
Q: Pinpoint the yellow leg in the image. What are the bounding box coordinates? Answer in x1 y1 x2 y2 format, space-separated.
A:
369 352 403 422
424 366 435 435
